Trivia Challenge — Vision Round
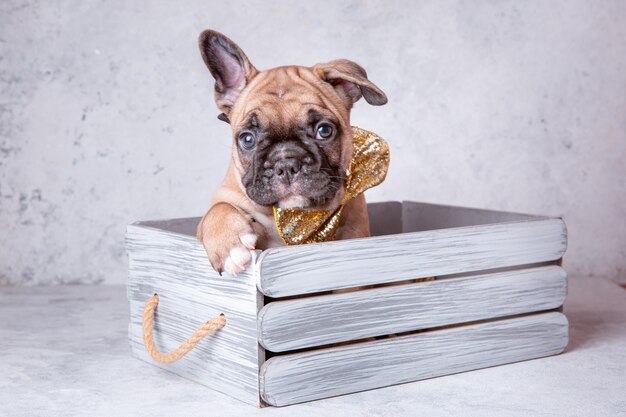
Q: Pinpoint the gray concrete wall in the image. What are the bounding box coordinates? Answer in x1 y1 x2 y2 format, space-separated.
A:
1 0 624 285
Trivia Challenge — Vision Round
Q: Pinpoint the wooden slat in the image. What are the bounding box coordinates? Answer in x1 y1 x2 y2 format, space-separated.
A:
257 218 567 297
126 224 263 407
260 312 569 406
258 265 567 352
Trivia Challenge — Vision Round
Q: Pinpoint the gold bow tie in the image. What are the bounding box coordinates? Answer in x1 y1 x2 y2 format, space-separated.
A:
273 126 390 245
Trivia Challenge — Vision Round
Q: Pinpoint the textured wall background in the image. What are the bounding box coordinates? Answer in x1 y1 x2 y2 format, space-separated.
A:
1 0 625 285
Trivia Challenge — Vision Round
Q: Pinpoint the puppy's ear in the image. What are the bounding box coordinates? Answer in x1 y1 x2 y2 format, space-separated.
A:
198 30 258 115
313 59 387 107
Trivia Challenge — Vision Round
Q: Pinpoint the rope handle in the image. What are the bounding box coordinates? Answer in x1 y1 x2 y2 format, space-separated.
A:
142 293 227 364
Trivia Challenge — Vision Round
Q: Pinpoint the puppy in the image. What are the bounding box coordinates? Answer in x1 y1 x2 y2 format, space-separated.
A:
196 30 387 276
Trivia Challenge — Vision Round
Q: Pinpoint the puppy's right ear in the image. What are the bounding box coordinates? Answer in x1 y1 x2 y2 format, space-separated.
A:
198 30 258 116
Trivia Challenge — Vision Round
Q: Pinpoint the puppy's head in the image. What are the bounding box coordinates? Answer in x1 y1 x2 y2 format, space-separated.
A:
199 30 387 209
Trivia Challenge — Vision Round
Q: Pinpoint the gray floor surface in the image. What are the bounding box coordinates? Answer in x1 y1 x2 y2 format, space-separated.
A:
1 275 625 417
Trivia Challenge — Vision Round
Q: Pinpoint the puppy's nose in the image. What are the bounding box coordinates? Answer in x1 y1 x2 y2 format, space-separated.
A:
274 158 301 184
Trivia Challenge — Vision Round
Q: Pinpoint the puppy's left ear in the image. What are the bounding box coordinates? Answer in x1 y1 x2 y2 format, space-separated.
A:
313 59 387 107
199 30 258 116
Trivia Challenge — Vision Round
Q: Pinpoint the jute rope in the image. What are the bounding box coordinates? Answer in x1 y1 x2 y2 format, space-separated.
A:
142 293 227 364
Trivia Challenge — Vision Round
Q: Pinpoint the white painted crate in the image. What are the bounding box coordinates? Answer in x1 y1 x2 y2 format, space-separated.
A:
126 201 568 407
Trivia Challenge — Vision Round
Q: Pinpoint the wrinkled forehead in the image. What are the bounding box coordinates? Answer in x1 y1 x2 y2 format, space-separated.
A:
229 66 348 130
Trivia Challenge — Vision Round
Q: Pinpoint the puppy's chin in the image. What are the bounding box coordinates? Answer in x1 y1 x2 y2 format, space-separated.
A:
277 195 312 209
277 186 345 210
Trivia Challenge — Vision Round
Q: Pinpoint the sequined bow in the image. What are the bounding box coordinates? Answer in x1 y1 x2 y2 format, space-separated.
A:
273 126 390 245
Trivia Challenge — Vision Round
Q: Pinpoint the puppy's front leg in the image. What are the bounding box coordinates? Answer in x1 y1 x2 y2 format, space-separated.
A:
197 202 262 276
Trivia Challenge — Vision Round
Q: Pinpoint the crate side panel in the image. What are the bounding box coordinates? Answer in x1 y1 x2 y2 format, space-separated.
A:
132 217 202 237
258 218 567 297
260 312 568 406
258 265 567 352
126 225 261 406
367 201 403 236
401 201 541 232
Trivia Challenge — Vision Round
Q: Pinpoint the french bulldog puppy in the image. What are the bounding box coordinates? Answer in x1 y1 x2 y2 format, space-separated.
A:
196 30 387 276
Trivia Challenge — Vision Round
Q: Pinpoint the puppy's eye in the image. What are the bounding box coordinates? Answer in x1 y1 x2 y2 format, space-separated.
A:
238 132 256 150
316 123 334 140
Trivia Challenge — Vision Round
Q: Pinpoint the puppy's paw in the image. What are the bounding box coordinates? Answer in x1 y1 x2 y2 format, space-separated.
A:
205 230 258 277
197 203 260 277
222 234 257 276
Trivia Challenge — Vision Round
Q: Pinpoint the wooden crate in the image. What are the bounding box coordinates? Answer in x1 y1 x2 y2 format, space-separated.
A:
126 201 568 407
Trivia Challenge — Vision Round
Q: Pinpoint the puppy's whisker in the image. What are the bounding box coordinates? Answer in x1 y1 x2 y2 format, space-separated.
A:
319 173 344 179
